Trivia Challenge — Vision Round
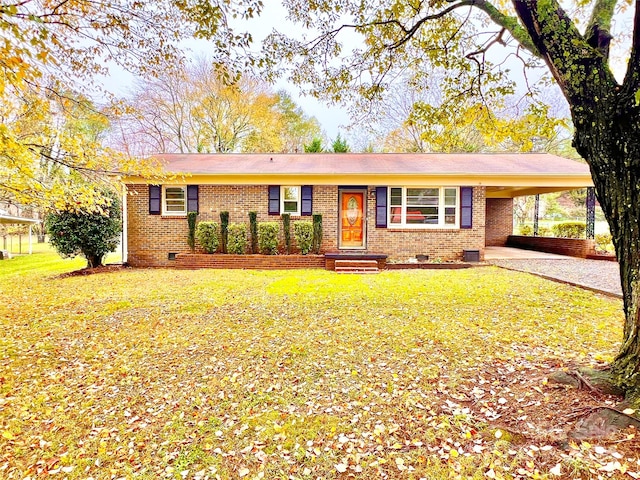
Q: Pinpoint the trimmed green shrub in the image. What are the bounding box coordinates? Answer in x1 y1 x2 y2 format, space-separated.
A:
552 221 586 238
312 214 323 254
195 221 219 253
220 211 229 253
249 211 258 254
519 225 533 236
227 223 247 254
294 221 313 255
595 233 614 253
538 226 552 237
258 222 279 255
282 213 291 254
187 211 198 252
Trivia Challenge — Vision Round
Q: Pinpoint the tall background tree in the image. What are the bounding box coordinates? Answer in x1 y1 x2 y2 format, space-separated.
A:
113 60 322 155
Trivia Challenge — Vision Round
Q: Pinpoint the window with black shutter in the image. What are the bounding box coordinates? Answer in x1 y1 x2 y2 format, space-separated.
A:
187 185 199 213
460 187 473 229
375 187 387 228
301 185 313 216
149 185 161 215
268 185 280 215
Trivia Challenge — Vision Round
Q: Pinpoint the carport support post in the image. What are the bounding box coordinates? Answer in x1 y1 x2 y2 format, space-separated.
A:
586 187 596 240
28 224 33 254
534 194 540 236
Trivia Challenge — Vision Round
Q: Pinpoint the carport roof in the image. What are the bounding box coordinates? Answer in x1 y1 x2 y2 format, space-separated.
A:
0 211 39 225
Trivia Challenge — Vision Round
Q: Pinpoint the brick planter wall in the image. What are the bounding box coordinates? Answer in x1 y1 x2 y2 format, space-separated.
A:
175 253 325 270
507 235 596 258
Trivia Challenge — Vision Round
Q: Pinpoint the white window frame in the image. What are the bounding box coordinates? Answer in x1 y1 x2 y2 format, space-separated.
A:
162 185 187 216
387 186 460 228
280 186 301 216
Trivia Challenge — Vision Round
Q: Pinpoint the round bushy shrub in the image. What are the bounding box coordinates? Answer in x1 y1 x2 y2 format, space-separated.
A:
227 223 248 254
45 189 121 268
258 222 279 255
195 221 219 253
294 221 313 255
552 221 586 238
538 226 552 237
519 224 533 236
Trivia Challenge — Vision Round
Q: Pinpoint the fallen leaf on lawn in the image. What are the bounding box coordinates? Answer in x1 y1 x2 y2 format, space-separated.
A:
335 463 348 473
549 464 562 476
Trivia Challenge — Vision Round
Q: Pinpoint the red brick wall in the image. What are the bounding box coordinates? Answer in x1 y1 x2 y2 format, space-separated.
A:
126 184 487 266
485 198 513 246
507 235 596 258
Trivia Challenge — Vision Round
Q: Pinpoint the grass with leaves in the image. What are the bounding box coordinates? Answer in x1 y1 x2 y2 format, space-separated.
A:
0 251 637 479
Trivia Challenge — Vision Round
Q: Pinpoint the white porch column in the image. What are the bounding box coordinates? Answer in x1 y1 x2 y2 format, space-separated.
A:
122 187 128 264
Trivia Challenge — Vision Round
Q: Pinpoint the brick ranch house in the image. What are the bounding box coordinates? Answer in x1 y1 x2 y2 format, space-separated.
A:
122 153 593 267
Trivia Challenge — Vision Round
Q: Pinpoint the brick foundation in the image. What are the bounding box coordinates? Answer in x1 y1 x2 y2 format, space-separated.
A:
507 235 596 258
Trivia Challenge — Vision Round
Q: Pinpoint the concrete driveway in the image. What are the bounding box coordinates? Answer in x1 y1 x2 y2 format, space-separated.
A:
485 247 622 298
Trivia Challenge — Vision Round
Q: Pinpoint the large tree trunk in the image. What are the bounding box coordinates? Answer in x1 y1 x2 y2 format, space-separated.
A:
573 94 640 404
512 0 640 405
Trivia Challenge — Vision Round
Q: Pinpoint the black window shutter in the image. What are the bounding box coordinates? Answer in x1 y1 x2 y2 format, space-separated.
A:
268 185 280 215
149 185 161 215
376 187 387 228
301 185 313 216
460 186 473 229
187 185 199 213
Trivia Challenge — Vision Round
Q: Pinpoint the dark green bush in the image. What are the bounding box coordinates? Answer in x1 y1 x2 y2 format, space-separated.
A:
195 221 219 253
258 222 279 255
227 223 247 254
249 211 258 254
220 211 229 253
294 221 313 255
187 211 198 252
281 213 291 254
312 214 323 254
45 189 121 268
552 221 586 238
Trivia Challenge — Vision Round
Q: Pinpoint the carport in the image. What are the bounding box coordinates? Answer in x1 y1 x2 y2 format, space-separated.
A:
0 211 40 255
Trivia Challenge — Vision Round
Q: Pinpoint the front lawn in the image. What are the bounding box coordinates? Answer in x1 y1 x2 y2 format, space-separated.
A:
0 253 636 479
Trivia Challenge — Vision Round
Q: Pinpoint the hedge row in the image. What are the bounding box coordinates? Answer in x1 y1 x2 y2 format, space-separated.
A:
189 213 323 255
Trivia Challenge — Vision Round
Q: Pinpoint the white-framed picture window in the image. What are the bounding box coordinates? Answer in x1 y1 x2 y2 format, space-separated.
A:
163 185 187 216
281 186 301 216
388 186 459 228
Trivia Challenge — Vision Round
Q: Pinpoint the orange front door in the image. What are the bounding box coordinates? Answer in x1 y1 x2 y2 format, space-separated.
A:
340 191 366 248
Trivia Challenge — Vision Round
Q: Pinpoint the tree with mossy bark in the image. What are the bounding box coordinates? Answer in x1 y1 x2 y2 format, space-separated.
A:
182 0 640 408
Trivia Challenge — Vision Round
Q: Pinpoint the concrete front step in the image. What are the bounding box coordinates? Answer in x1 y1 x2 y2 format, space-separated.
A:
334 259 379 274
